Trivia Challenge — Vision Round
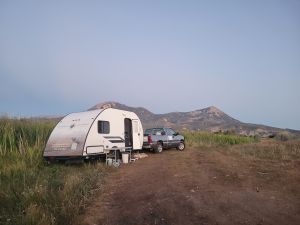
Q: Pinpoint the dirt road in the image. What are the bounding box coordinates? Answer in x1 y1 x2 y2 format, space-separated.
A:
80 147 300 225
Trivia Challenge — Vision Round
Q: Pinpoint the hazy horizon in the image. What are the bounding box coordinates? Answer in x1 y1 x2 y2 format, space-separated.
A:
1 1 299 130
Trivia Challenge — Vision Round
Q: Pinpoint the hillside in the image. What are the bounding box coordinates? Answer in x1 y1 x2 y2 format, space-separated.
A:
89 102 295 137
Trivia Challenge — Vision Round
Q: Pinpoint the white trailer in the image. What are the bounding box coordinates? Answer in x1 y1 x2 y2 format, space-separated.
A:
43 108 143 161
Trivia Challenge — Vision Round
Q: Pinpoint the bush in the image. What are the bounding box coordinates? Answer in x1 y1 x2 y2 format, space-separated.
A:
275 131 295 142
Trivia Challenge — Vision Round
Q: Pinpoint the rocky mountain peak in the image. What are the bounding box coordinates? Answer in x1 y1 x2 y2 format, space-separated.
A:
89 101 122 110
206 106 224 114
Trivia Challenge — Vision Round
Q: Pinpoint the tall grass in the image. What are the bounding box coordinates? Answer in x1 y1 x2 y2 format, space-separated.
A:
0 118 108 225
183 131 257 147
182 131 300 161
226 139 300 161
0 118 54 155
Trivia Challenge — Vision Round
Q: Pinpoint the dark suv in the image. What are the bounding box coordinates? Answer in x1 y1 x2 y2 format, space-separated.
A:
143 128 185 153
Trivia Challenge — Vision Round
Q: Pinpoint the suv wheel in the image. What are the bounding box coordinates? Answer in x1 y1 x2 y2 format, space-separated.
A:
177 142 185 151
155 142 163 153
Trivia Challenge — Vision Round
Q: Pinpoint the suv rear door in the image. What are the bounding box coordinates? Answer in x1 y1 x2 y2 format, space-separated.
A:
152 128 168 146
165 128 178 148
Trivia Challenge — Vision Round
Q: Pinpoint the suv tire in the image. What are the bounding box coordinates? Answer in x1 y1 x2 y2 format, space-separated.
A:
155 142 163 153
177 142 185 151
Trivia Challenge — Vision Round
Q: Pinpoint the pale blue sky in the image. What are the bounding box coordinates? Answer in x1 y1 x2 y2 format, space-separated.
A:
0 0 299 129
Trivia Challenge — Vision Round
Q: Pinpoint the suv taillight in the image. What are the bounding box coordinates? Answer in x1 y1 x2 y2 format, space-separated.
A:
148 135 152 144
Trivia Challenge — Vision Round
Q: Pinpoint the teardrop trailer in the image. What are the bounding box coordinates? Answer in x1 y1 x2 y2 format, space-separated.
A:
43 108 143 163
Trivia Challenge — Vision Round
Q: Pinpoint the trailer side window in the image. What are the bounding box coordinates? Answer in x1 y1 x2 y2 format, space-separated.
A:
98 121 110 134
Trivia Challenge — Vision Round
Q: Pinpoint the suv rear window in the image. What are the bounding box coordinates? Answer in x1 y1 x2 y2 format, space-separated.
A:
144 129 152 135
145 128 164 135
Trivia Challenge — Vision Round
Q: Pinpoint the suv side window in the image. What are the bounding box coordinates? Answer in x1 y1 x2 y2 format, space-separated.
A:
166 128 176 136
152 128 164 135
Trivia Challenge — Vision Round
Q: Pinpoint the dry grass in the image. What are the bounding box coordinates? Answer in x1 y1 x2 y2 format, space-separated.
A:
225 139 300 161
183 131 300 162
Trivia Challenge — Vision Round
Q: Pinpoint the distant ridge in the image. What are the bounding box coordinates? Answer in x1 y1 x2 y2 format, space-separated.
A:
89 101 299 137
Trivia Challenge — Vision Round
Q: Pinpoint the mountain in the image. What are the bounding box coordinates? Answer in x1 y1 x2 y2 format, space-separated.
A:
89 101 297 137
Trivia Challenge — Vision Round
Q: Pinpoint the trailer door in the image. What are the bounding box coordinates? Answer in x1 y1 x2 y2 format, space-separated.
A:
132 120 141 150
124 118 133 148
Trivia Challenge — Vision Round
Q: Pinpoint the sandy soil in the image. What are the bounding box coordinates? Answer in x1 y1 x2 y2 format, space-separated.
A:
79 147 300 225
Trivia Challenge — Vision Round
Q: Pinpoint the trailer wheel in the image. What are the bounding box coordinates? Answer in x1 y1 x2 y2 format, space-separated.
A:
177 142 185 151
155 142 163 153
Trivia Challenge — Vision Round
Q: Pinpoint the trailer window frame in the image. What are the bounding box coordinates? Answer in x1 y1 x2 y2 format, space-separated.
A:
98 120 110 134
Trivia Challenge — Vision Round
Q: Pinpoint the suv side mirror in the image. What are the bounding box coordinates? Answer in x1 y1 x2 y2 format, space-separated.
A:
161 131 166 135
173 132 179 136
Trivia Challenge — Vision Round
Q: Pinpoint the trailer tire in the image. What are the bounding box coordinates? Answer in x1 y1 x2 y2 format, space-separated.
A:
155 142 163 153
177 142 185 151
